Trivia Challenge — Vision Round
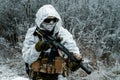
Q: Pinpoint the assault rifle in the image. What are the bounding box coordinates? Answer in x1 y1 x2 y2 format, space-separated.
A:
35 27 92 74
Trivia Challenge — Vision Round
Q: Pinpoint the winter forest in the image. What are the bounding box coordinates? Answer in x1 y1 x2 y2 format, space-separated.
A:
0 0 120 80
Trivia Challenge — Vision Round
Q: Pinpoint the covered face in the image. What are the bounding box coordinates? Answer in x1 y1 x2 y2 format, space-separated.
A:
41 16 59 32
35 4 62 35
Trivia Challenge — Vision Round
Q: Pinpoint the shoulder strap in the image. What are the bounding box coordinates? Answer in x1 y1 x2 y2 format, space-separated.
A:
25 63 30 76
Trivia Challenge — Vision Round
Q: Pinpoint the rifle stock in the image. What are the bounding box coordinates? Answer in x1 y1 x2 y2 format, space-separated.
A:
35 27 92 74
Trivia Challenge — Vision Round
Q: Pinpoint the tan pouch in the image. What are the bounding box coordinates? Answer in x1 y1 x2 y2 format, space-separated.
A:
30 57 65 74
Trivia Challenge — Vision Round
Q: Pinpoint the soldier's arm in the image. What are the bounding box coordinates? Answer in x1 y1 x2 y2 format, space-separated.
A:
58 27 82 60
22 27 40 65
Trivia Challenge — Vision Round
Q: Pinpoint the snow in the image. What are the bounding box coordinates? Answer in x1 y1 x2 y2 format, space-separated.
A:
0 64 28 80
12 77 29 80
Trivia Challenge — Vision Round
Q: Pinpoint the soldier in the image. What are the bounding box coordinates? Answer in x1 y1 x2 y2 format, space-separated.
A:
22 4 82 80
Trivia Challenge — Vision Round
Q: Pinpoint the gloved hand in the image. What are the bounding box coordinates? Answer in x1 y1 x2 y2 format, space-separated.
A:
67 53 82 71
68 61 80 71
73 53 82 60
35 39 43 52
35 39 52 52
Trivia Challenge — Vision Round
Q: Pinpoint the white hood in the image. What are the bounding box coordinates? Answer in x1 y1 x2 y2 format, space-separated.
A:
35 4 62 35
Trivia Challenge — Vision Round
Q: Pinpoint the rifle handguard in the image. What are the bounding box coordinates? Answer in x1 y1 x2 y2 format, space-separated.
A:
70 55 91 74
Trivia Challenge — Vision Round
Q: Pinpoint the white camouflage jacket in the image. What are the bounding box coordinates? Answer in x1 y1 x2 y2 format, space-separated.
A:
22 4 80 65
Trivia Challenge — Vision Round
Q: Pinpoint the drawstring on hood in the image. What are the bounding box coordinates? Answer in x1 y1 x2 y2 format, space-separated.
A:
35 4 62 36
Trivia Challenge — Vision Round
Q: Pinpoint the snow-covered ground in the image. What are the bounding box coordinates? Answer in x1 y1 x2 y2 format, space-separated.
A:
0 54 28 80
0 39 120 80
0 64 28 80
0 59 120 80
0 57 120 80
0 41 28 80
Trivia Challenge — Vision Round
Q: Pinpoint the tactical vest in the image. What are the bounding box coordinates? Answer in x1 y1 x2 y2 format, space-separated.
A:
29 49 69 79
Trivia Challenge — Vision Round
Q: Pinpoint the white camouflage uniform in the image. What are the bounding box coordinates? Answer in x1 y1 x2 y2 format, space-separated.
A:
22 4 80 68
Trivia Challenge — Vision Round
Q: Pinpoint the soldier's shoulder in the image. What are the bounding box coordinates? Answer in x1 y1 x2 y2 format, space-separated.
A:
27 26 36 34
59 27 72 36
27 26 36 32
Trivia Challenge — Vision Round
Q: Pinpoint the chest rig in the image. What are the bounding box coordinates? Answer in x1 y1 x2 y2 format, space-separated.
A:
30 49 66 74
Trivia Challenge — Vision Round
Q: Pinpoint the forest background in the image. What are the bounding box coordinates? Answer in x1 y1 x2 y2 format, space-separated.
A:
0 0 120 80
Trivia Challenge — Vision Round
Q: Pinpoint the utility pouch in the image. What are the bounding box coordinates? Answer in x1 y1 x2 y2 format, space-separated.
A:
30 56 65 74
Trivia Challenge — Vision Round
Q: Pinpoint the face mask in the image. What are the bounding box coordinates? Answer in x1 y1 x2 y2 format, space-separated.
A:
41 22 56 32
